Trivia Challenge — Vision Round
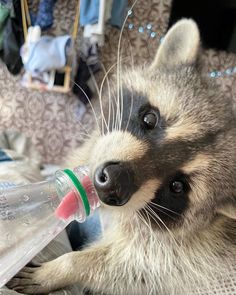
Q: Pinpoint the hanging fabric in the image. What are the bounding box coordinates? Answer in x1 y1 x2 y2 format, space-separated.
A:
34 0 56 30
20 0 80 93
0 4 10 50
80 0 127 28
1 0 24 75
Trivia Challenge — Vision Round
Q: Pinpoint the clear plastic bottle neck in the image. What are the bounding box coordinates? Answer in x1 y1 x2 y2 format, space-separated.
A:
54 166 100 223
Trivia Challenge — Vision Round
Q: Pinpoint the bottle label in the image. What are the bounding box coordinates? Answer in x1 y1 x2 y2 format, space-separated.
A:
0 193 15 221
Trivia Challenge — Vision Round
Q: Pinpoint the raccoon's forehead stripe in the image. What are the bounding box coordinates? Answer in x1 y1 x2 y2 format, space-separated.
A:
165 120 203 141
182 154 212 174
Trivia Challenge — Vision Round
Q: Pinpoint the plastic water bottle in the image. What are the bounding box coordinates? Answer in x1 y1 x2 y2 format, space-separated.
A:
0 166 100 287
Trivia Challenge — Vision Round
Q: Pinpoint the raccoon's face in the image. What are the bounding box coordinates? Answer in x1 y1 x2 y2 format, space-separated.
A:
89 20 236 233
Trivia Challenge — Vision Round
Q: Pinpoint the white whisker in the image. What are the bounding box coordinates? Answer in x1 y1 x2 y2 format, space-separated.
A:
149 204 177 221
71 79 101 135
116 0 139 132
149 201 181 216
87 66 108 135
100 62 112 133
146 204 180 250
125 32 135 131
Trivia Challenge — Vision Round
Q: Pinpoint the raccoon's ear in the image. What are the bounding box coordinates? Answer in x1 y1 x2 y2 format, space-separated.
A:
151 19 200 69
217 202 236 220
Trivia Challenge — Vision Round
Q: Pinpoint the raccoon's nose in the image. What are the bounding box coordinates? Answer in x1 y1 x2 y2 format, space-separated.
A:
94 162 135 206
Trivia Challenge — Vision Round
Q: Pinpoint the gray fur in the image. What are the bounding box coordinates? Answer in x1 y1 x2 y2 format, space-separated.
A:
8 19 236 295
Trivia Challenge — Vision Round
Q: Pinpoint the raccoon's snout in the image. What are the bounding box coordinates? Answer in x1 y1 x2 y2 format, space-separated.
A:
94 162 135 206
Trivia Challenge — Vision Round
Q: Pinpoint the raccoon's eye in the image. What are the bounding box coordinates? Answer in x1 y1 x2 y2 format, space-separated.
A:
142 111 159 129
170 181 184 194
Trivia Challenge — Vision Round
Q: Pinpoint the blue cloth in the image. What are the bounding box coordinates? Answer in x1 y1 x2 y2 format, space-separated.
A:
0 182 15 190
35 0 56 30
0 149 12 162
23 35 71 74
67 210 102 250
110 0 127 28
80 0 127 28
0 0 12 9
80 0 99 26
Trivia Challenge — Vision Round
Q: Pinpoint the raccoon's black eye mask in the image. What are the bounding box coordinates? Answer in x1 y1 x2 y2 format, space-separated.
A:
147 172 191 226
112 90 167 140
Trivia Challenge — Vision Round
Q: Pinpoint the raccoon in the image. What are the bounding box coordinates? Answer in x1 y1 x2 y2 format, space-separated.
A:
7 19 236 295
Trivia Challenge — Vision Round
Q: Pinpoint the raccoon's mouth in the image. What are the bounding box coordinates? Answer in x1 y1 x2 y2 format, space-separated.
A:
93 162 137 206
